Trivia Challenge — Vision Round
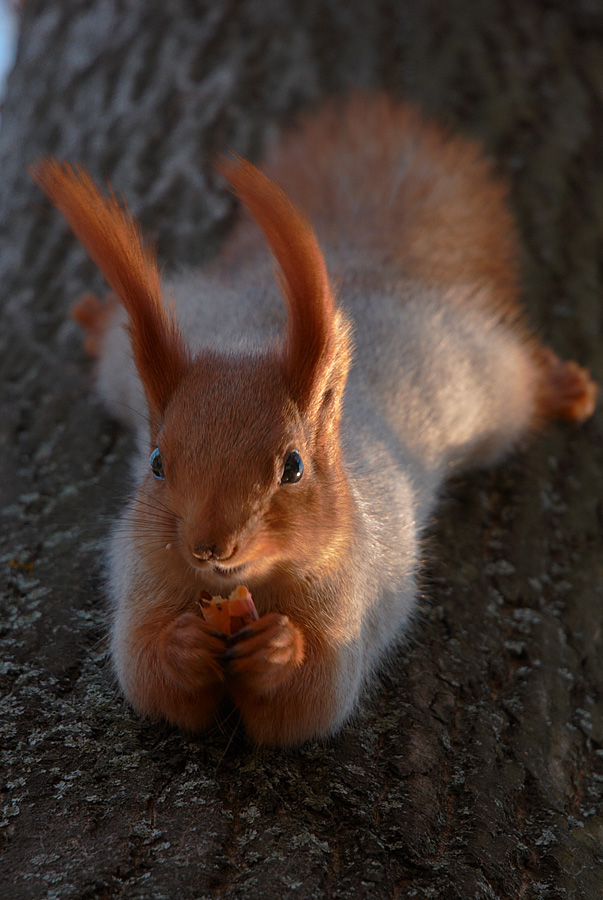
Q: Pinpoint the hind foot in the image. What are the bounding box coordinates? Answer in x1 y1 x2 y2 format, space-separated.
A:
71 291 120 357
535 347 598 423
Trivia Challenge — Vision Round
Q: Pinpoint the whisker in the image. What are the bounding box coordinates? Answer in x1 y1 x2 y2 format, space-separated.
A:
110 398 151 430
139 490 182 519
214 710 243 767
129 491 177 512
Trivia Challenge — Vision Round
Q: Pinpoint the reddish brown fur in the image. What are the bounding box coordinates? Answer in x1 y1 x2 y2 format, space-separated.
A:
71 291 120 357
264 92 596 426
31 160 190 422
156 356 355 579
227 613 341 745
265 94 521 316
127 485 348 741
532 347 599 424
131 610 226 730
217 155 352 419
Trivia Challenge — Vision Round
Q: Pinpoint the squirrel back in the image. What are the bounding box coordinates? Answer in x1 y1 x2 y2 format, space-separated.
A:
32 93 598 745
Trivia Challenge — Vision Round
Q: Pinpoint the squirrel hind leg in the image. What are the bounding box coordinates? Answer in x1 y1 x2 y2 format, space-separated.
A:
71 291 120 358
534 347 599 424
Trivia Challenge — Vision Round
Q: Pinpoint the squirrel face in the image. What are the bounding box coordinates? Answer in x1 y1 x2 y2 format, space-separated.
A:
138 349 353 591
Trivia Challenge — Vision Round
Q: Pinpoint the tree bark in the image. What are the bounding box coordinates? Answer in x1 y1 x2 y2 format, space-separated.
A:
1 1 602 898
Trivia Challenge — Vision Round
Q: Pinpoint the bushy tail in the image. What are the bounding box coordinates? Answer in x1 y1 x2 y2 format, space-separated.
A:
265 93 520 316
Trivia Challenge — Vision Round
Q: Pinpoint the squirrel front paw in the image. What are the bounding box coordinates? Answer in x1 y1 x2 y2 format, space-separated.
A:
223 613 305 695
158 612 228 691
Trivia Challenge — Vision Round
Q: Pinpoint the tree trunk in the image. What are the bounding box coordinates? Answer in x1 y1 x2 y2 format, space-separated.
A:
1 1 602 897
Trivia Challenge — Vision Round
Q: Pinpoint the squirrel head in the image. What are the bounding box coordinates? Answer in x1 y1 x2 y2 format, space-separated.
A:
32 157 354 587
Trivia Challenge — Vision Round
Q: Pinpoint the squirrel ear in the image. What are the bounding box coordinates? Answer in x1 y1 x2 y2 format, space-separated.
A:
216 155 352 417
31 160 189 420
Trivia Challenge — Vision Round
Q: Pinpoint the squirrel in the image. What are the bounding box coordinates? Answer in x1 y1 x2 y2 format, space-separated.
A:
32 93 598 746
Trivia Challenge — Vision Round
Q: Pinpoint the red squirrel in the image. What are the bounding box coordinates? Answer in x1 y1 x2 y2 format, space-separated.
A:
32 93 598 746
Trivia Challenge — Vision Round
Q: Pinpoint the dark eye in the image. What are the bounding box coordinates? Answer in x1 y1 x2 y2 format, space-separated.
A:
150 448 165 481
280 450 303 484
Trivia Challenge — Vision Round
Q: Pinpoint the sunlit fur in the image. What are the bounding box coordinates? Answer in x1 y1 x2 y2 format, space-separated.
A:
216 154 352 419
30 160 189 428
35 93 597 746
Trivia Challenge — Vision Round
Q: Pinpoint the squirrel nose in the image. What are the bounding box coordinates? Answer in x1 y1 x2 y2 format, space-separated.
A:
191 540 236 562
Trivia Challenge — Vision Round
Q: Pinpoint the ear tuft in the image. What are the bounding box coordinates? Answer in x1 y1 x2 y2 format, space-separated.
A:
216 154 351 415
31 159 189 419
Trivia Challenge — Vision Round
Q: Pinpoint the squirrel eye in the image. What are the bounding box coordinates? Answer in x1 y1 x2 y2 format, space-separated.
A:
150 448 165 481
280 450 303 485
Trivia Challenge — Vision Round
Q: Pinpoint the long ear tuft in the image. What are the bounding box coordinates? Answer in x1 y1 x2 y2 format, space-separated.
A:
31 159 189 420
216 154 351 415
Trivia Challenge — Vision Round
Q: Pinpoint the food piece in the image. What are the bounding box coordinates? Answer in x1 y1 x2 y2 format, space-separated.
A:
199 591 230 634
199 585 258 635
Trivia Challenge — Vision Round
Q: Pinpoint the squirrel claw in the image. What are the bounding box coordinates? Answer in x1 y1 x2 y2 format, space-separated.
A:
159 612 227 690
225 626 255 647
224 613 305 694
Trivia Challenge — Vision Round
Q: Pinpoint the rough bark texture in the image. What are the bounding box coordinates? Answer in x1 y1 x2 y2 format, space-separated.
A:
1 1 602 898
